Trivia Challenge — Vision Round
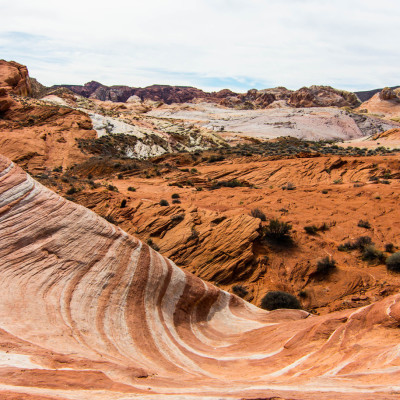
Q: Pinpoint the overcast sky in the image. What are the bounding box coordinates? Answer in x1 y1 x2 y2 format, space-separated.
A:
1 0 400 92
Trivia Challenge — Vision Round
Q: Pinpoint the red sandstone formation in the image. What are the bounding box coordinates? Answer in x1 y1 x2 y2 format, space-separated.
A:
2 154 400 399
0 60 31 96
288 86 360 108
0 98 96 172
379 87 399 101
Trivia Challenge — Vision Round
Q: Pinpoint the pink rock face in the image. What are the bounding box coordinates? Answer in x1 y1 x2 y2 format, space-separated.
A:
1 153 400 399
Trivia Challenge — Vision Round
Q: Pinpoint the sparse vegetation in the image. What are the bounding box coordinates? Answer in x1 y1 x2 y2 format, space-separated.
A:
120 199 127 208
170 214 185 222
262 218 293 243
385 243 395 253
232 285 248 298
250 208 267 221
127 186 136 192
159 199 169 206
386 252 400 272
107 184 118 192
171 193 180 199
147 238 160 252
358 220 371 229
362 245 385 263
66 186 77 195
260 291 301 311
316 257 337 276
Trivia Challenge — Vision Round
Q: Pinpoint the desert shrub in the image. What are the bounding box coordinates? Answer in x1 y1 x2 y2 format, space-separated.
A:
262 218 292 242
304 225 318 235
322 189 328 194
172 199 181 204
333 179 343 184
159 199 169 206
120 199 127 208
286 182 296 190
107 184 118 192
358 220 371 229
386 252 400 272
232 285 248 298
191 168 198 174
127 186 136 192
338 236 373 252
354 236 373 249
53 166 63 172
117 173 123 180
361 245 385 263
208 155 225 163
316 257 337 276
196 186 203 191
146 238 160 252
385 243 395 253
170 214 185 222
260 291 301 311
66 186 77 195
171 193 180 199
251 208 267 221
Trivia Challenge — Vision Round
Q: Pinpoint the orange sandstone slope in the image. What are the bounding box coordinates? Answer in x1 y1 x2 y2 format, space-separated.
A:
1 155 400 400
0 60 96 173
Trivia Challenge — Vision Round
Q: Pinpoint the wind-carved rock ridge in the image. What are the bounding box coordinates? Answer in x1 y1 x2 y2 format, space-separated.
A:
1 154 400 399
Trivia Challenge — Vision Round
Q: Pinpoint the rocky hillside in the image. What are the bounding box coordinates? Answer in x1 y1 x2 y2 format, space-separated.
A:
49 80 361 109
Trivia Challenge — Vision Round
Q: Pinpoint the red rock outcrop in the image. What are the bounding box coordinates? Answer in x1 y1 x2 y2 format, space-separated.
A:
0 60 31 96
379 87 399 101
0 97 96 172
289 85 360 108
0 88 15 113
2 154 400 399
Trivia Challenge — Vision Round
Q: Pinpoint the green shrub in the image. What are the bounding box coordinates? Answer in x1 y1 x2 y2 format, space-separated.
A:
107 184 118 192
386 252 400 272
232 285 248 298
361 245 385 263
66 186 77 195
261 291 301 311
159 199 169 206
251 208 267 221
304 225 318 235
385 243 395 253
338 236 373 252
127 186 136 192
171 193 180 199
117 173 123 180
316 257 336 276
358 220 371 229
170 214 185 222
172 199 181 204
262 218 293 242
147 238 160 252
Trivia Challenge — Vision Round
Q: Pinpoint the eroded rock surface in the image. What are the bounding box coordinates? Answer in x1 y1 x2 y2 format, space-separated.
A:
1 155 400 399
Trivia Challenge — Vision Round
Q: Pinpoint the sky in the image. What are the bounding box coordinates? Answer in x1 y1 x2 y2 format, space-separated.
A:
1 0 400 92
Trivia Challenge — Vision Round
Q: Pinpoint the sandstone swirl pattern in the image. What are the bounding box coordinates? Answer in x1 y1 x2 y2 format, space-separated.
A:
0 154 400 400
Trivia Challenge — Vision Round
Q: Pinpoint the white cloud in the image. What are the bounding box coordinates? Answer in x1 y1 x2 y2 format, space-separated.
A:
1 0 400 91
